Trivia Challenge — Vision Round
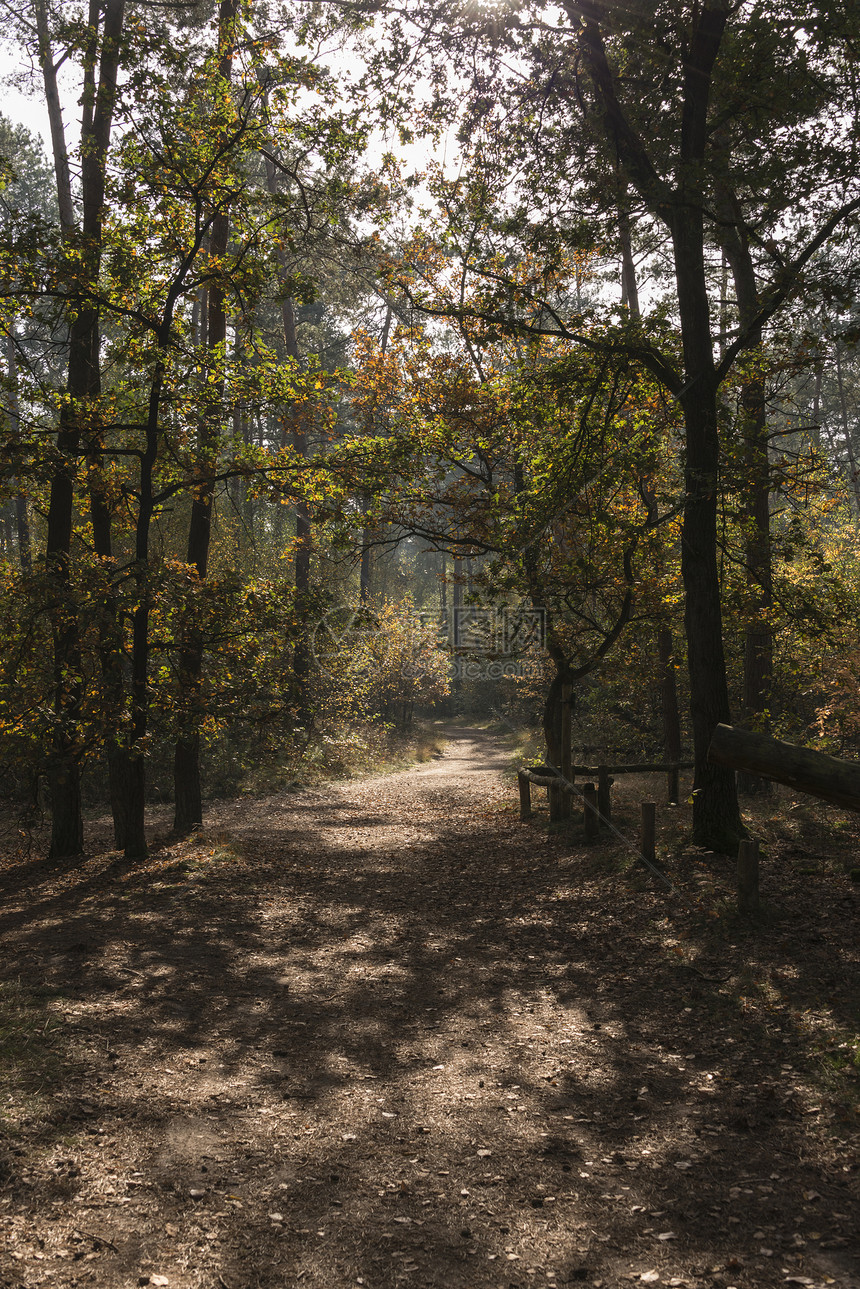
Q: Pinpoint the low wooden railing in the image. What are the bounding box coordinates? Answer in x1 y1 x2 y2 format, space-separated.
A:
708 723 860 813
517 758 694 827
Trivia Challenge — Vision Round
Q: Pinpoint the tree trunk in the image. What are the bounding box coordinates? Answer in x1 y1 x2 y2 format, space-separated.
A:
277 292 313 725
283 299 312 722
739 380 773 795
812 363 822 447
260 144 313 726
33 0 75 233
45 420 85 860
293 490 313 723
173 0 238 832
358 306 393 602
83 0 129 846
618 194 641 321
835 346 860 514
672 207 745 851
173 733 203 835
38 0 82 860
42 0 126 860
452 560 462 704
359 497 372 603
619 199 683 792
658 626 682 763
125 362 164 859
4 331 32 574
122 746 148 861
15 496 31 574
83 0 129 848
579 4 743 851
542 669 564 769
92 469 130 849
719 193 773 795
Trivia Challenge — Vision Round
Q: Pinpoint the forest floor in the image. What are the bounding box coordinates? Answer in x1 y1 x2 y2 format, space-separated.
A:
0 723 858 1289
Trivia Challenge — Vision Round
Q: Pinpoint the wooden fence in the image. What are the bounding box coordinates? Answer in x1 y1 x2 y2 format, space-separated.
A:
517 758 694 829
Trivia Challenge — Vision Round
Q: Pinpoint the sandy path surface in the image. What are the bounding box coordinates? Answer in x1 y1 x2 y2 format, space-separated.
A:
0 724 857 1289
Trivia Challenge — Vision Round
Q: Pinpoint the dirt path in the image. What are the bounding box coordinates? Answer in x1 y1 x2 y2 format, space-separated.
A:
0 726 857 1289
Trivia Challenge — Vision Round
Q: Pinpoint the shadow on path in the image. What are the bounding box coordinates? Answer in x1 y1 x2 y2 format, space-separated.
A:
0 726 857 1289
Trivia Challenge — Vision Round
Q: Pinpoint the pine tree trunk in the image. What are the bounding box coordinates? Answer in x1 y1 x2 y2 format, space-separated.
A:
282 294 312 719
41 0 125 860
125 361 164 860
172 0 238 832
719 195 773 795
672 207 744 851
45 389 85 861
618 194 641 320
91 456 129 848
38 0 83 861
580 4 742 850
122 751 148 860
452 562 462 705
47 759 84 860
34 0 75 233
261 143 315 727
174 734 202 834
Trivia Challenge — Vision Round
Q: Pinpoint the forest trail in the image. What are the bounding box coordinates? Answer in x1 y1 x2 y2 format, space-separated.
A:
0 725 858 1289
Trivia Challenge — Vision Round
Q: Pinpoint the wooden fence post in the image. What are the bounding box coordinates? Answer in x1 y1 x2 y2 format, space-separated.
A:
641 801 656 865
517 771 532 820
549 778 563 822
583 783 599 842
738 839 760 915
597 765 612 825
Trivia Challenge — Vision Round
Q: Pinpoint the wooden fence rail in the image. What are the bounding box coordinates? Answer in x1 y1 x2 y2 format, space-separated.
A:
517 758 694 827
708 723 860 813
568 761 695 776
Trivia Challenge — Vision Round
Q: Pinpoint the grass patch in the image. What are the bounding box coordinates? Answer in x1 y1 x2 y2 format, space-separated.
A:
388 725 447 769
287 720 449 783
179 833 245 878
143 831 247 886
811 1028 860 1120
817 1031 860 1076
506 724 545 770
199 718 449 798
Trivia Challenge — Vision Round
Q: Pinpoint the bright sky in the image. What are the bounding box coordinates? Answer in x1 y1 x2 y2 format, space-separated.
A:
0 30 441 177
0 37 74 152
1 63 47 143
